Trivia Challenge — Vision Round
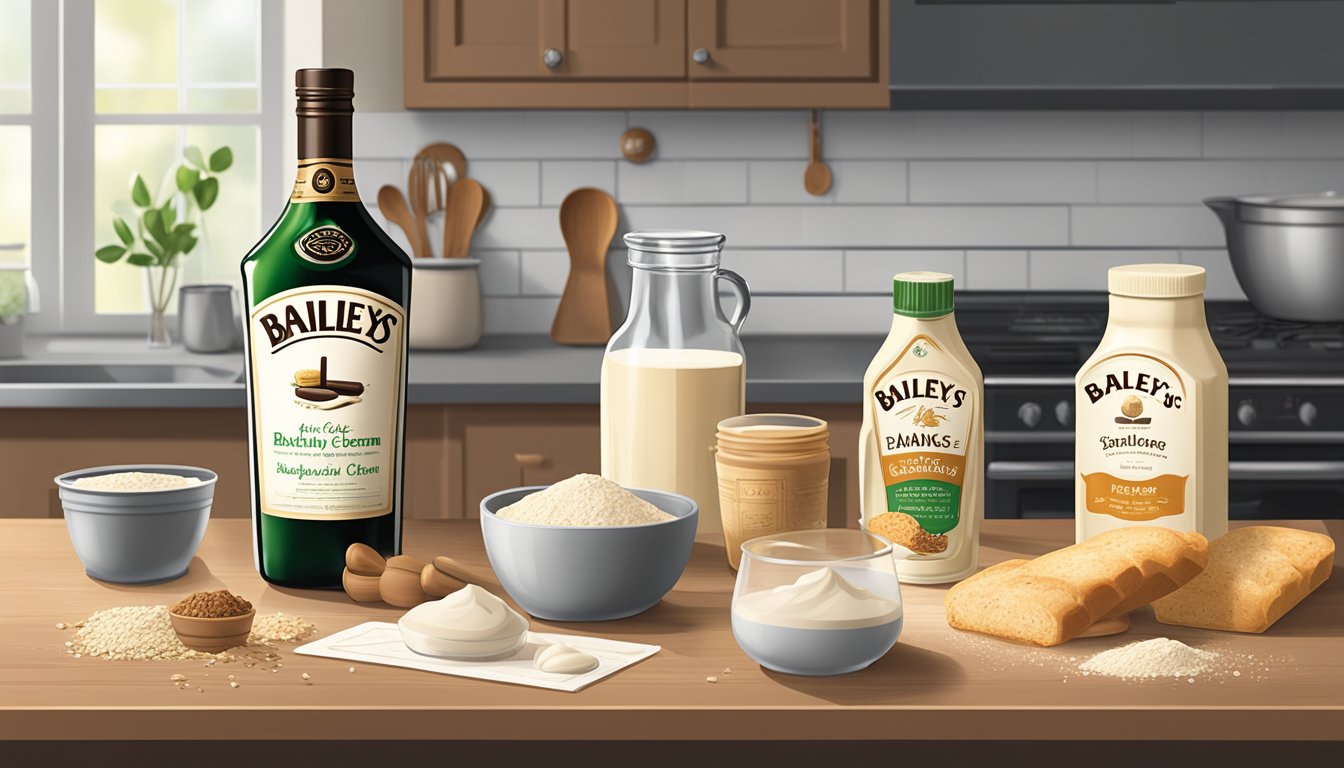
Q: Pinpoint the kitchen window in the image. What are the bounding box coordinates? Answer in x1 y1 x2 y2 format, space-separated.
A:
14 0 283 334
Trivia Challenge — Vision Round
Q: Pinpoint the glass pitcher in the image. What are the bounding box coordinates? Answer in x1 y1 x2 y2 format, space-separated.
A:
601 230 751 535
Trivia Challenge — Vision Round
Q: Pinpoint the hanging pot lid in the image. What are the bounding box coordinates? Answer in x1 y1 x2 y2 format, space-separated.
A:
1213 192 1344 225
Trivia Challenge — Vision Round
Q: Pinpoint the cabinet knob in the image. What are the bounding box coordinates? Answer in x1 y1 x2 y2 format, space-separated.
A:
1236 402 1258 427
543 48 564 69
692 47 711 65
1018 402 1042 429
514 453 547 468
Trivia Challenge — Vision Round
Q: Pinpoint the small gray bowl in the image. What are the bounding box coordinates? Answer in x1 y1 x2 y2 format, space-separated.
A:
480 485 698 621
55 464 217 584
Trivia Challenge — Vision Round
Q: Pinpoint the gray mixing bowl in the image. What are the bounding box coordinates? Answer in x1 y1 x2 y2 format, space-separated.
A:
480 485 698 621
55 464 217 584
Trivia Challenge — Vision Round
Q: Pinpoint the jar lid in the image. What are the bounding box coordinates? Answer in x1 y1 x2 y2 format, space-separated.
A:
623 230 725 254
1108 263 1205 298
718 413 828 438
892 271 954 318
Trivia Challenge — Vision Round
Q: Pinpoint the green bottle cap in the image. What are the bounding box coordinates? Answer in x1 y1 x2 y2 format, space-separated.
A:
892 271 955 318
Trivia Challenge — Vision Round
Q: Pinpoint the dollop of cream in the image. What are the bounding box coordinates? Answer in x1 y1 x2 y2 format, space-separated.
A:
732 567 901 630
398 584 529 660
533 643 599 675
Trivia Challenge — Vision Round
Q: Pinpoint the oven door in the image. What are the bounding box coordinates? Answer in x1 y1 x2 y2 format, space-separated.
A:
985 451 1344 521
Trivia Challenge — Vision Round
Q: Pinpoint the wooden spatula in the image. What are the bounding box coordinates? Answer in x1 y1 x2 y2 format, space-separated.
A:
377 185 418 254
552 187 617 346
442 178 486 259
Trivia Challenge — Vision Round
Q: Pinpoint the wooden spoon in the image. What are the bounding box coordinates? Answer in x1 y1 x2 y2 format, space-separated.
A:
804 109 832 197
376 186 419 253
442 178 486 259
406 159 431 258
421 142 468 185
552 188 617 346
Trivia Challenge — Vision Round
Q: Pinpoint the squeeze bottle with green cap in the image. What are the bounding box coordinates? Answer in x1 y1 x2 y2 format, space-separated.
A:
859 272 983 584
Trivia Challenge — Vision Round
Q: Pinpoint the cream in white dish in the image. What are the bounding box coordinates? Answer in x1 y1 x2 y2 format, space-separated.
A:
534 642 600 675
731 567 903 677
398 585 528 660
70 472 202 492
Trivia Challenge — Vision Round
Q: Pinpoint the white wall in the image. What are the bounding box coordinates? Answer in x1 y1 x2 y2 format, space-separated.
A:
319 4 1344 336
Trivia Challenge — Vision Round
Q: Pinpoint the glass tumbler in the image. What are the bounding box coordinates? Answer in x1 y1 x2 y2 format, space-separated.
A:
732 529 903 676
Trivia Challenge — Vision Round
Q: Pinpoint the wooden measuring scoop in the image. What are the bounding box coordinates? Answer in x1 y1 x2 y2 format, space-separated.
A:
552 187 617 345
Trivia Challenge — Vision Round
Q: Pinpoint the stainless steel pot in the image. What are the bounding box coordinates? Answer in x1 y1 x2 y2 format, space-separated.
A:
1205 192 1344 322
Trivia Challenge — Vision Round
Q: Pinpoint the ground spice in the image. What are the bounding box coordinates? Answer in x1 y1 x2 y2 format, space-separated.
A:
172 590 253 618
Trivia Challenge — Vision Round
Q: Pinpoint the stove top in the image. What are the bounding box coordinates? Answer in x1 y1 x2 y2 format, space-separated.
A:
954 293 1344 379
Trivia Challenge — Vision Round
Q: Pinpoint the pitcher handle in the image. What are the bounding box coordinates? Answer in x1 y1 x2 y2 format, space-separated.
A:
715 268 751 333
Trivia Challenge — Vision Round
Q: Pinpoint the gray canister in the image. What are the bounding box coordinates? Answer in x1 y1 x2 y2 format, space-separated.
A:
179 284 239 353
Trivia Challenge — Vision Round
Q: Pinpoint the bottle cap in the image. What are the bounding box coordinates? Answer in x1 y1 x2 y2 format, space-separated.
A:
1108 264 1206 298
295 68 354 116
892 271 954 318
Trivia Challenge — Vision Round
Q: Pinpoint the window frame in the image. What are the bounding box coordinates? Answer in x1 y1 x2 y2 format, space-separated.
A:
55 0 284 334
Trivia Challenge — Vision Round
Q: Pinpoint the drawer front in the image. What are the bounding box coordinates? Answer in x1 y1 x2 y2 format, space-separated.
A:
462 417 601 517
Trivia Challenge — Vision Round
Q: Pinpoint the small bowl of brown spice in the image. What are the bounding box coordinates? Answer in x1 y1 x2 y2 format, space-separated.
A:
169 590 255 653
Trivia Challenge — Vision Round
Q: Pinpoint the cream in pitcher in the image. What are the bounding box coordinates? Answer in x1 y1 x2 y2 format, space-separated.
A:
1075 264 1228 543
859 272 983 584
600 231 750 534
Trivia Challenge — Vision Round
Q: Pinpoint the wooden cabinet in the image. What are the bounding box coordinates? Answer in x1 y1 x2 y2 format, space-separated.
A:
0 402 858 524
452 405 601 519
404 0 888 108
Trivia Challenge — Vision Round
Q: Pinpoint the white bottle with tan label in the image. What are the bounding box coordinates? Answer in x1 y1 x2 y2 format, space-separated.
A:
1075 264 1227 544
859 272 983 584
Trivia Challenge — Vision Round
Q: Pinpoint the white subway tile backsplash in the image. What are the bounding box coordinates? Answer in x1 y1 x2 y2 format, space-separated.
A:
1070 206 1224 248
476 250 521 297
520 250 569 296
483 297 560 334
844 251 965 292
741 295 893 335
1098 161 1344 204
470 161 540 207
964 251 1029 291
628 111 805 159
474 208 564 250
621 206 1068 248
1202 113 1284 159
910 161 1096 204
541 161 617 206
1028 250 1179 291
618 161 748 204
720 250 843 294
354 111 625 160
1179 250 1247 301
354 107 1340 334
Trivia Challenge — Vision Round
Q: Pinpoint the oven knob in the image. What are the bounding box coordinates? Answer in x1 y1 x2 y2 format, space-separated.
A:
1236 402 1257 427
1018 402 1043 428
1299 401 1318 427
1054 400 1072 427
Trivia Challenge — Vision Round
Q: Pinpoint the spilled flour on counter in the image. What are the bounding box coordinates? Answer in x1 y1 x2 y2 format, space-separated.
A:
1078 638 1217 679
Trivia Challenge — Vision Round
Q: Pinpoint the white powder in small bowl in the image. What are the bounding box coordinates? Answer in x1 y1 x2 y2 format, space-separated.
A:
71 471 202 492
496 474 675 527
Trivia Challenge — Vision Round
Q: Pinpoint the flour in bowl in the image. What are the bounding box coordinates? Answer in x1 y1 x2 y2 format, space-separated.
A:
496 474 675 527
72 472 202 492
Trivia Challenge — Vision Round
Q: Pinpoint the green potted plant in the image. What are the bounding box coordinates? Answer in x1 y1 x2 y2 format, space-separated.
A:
95 145 232 347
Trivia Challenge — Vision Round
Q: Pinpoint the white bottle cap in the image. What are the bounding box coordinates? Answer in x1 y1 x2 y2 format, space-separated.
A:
1108 263 1206 298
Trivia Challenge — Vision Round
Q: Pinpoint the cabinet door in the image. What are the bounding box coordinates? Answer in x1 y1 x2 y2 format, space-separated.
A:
561 0 686 78
687 0 876 80
420 0 554 79
459 406 601 518
417 0 683 81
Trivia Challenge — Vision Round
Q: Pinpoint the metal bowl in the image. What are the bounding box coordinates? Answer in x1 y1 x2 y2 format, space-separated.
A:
54 464 216 584
1206 193 1344 322
479 485 698 621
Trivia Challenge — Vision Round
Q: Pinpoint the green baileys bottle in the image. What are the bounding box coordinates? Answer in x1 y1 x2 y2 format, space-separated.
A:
241 69 411 587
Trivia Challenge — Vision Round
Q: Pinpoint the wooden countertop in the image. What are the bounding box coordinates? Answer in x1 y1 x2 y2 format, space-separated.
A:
2 519 1341 743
